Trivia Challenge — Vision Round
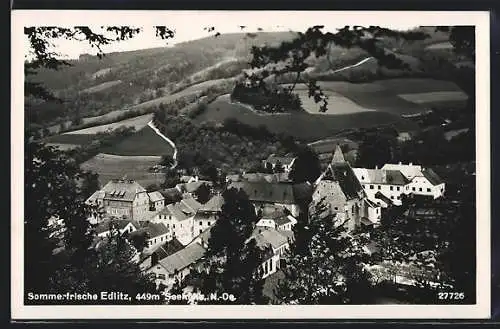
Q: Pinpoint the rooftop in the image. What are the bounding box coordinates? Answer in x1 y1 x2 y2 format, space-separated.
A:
94 219 136 234
101 179 147 202
158 243 206 275
353 168 410 186
422 168 444 186
148 191 165 203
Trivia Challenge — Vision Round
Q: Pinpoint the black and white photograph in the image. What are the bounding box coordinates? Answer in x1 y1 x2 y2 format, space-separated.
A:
11 10 491 319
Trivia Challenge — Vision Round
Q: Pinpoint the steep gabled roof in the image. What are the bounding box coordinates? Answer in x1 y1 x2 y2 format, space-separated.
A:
326 163 364 200
95 219 135 234
331 145 346 164
375 191 393 205
422 168 444 186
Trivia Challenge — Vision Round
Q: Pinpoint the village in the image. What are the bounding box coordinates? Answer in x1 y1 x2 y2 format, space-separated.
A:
84 144 446 301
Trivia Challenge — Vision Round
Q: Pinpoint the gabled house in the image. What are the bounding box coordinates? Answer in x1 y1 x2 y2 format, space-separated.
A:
262 154 296 173
353 168 410 207
247 228 291 279
312 146 381 229
148 191 165 212
85 179 150 221
94 219 138 238
381 163 445 199
228 181 312 217
138 238 184 271
132 222 170 251
153 196 203 245
192 194 223 236
147 242 207 289
256 206 297 231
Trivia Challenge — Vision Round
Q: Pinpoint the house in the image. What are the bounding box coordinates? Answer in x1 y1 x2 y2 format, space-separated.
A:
153 196 203 245
147 242 207 289
312 146 381 229
160 188 183 205
262 154 296 173
138 238 184 271
256 206 297 231
85 179 150 221
192 194 223 236
94 219 138 238
180 175 199 184
228 181 312 217
248 228 291 279
148 191 165 211
175 180 213 196
353 168 410 207
132 222 170 251
381 163 446 199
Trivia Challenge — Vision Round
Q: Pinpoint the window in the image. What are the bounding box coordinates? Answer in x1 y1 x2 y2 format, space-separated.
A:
412 187 416 191
427 188 431 192
361 176 365 180
390 196 394 199
397 186 400 191
390 186 393 191
370 185 374 189
173 224 175 229
199 221 202 226
208 222 211 226
419 188 422 192
200 229 203 234
378 185 381 190
157 274 166 280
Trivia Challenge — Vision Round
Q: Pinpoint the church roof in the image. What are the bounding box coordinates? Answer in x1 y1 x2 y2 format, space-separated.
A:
331 145 346 164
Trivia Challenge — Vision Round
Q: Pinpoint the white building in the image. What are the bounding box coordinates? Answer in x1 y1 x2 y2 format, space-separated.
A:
147 242 206 289
312 146 382 228
153 196 203 245
354 164 446 206
248 228 291 279
352 168 410 207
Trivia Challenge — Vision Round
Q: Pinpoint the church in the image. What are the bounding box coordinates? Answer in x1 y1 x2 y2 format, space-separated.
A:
310 145 382 230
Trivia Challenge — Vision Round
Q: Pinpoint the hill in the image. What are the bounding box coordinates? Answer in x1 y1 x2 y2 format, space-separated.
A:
26 28 455 131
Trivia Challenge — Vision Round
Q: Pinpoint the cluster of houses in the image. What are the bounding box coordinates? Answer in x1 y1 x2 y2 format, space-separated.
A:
84 145 446 291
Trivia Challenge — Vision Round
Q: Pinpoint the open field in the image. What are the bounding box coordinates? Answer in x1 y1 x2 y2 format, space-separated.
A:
283 78 466 115
397 91 468 104
81 80 123 94
425 41 453 50
64 113 153 135
80 153 165 187
101 125 175 156
195 94 416 142
44 133 97 145
297 90 375 115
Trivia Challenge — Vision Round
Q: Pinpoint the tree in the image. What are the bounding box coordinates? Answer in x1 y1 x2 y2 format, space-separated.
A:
289 146 321 184
191 187 268 304
161 169 180 188
273 203 374 304
356 132 395 168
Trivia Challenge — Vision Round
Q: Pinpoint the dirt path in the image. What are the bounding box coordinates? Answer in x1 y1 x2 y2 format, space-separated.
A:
147 120 178 169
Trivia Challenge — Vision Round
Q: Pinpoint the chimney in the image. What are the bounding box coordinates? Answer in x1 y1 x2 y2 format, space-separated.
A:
375 165 378 170
409 162 413 166
399 161 402 165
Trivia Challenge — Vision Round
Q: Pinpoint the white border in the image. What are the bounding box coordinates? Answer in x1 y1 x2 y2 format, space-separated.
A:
11 10 491 320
